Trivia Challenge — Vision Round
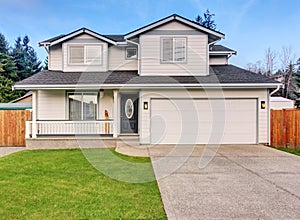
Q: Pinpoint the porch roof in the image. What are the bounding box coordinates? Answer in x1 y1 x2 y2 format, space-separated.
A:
13 65 281 89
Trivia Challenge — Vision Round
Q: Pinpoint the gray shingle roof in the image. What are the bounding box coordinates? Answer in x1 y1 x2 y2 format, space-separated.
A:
210 45 236 53
14 65 279 88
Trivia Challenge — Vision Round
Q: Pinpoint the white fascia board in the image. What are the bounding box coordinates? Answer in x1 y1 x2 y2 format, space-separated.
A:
125 16 174 39
50 29 117 46
13 83 282 90
209 51 237 55
175 17 225 39
125 16 225 39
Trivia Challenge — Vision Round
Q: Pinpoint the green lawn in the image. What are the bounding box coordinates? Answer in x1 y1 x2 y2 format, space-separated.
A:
275 147 300 156
0 149 166 219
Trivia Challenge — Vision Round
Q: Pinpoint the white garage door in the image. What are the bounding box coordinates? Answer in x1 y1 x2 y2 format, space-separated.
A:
150 99 257 144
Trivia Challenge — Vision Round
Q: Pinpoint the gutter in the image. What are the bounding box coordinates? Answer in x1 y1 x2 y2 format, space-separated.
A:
269 84 281 96
13 83 282 90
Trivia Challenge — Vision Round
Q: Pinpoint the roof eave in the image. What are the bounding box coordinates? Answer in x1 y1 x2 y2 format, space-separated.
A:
40 28 118 47
124 14 225 39
13 83 282 90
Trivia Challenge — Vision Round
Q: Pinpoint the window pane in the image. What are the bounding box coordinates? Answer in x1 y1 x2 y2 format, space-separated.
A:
162 38 173 62
69 94 82 120
69 46 84 64
86 46 101 64
126 48 137 59
82 93 97 120
174 38 186 62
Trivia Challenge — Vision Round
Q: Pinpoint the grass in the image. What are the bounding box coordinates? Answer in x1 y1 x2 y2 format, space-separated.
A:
274 147 300 156
0 149 166 219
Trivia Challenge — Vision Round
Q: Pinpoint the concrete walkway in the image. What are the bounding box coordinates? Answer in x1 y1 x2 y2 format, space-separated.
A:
149 145 300 219
0 147 26 158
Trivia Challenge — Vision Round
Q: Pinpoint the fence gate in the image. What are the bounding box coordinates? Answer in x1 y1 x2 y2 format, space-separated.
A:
0 110 31 147
271 109 300 149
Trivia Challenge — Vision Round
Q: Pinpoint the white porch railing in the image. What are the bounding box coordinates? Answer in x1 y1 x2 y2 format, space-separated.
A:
25 120 113 138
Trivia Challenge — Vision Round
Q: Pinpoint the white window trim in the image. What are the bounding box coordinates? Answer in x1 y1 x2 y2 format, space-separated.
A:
67 44 103 66
67 91 99 121
125 47 138 60
160 37 187 63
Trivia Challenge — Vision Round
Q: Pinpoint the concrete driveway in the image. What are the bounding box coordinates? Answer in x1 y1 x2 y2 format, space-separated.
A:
149 145 300 219
0 147 25 157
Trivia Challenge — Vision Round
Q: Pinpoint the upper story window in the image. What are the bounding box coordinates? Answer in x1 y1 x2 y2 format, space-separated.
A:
161 37 187 63
125 47 137 59
69 45 102 65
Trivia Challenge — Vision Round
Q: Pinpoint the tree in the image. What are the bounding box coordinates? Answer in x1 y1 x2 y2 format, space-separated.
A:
11 35 42 81
264 47 276 76
43 56 48 70
0 33 9 54
195 9 217 30
293 61 300 108
0 75 23 102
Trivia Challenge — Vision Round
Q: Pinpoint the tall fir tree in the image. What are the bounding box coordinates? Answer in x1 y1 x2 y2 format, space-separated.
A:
195 9 217 30
12 35 41 81
294 70 300 108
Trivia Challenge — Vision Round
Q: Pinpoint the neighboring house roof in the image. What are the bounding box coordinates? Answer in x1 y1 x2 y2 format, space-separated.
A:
209 45 237 55
0 103 32 110
125 14 225 42
270 97 294 102
10 91 32 103
13 65 281 89
39 28 118 46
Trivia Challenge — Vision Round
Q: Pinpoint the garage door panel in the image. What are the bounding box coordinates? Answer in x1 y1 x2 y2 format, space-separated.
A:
151 99 257 144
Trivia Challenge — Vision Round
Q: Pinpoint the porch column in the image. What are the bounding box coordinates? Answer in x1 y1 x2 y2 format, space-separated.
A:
32 90 37 138
113 90 118 138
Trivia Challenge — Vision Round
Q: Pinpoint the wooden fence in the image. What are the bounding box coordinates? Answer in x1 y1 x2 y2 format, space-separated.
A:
0 110 31 147
271 109 300 149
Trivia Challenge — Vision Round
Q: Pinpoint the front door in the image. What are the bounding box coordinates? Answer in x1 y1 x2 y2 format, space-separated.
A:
120 93 139 133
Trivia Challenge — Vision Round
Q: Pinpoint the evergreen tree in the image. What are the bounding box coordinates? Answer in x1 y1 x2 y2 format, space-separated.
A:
0 75 23 102
195 9 217 30
294 70 300 108
0 33 9 54
12 35 41 81
43 56 48 70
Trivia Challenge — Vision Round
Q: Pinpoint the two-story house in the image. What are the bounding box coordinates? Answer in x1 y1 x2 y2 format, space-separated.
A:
14 14 281 148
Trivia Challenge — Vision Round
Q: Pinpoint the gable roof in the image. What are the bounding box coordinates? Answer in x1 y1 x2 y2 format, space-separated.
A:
209 45 237 55
124 14 225 42
39 28 118 46
13 65 281 90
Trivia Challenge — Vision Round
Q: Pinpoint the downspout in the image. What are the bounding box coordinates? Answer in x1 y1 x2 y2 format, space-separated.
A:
268 84 281 145
126 39 140 75
207 39 221 74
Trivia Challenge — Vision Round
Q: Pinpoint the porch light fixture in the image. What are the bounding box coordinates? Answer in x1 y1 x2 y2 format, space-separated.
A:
99 89 104 99
143 102 148 110
261 101 266 109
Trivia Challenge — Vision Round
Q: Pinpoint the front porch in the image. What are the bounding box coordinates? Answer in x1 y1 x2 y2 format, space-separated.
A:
25 89 142 148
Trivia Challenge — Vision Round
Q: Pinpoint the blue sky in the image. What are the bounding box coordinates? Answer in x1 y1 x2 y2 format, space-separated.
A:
0 0 299 69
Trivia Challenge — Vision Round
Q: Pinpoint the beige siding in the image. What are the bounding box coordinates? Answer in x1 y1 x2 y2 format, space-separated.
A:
99 90 113 120
37 90 66 120
139 89 269 144
209 56 228 65
155 21 196 31
49 44 63 71
62 34 108 72
108 46 138 71
140 34 208 76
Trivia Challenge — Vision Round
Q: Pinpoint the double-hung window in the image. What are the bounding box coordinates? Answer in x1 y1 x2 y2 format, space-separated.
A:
69 45 102 65
68 92 98 120
161 37 186 63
